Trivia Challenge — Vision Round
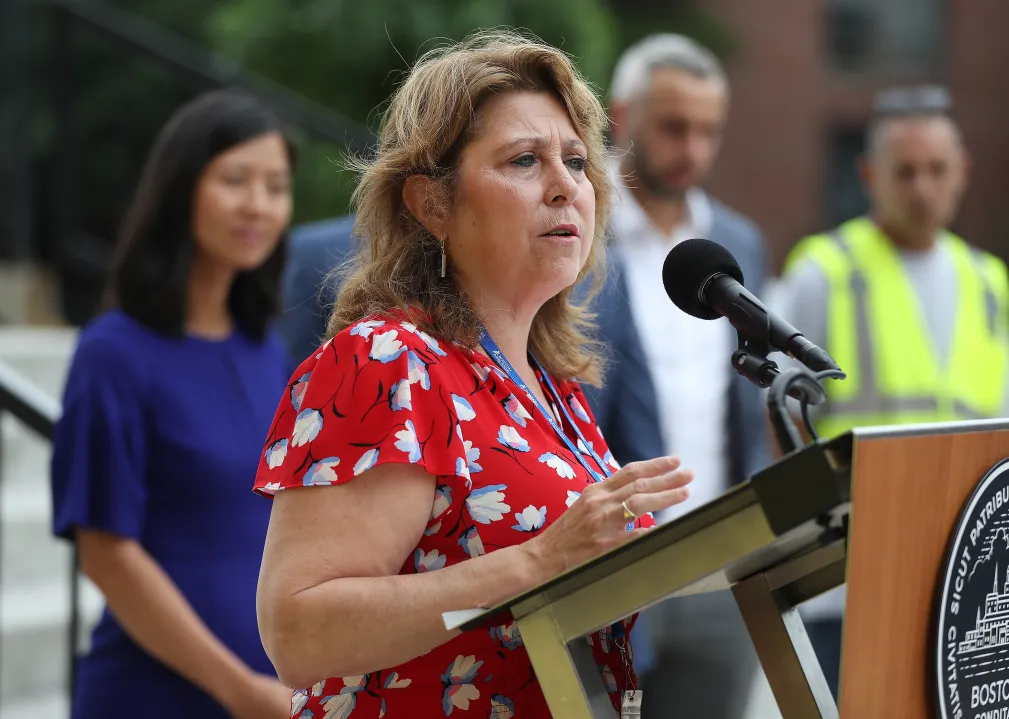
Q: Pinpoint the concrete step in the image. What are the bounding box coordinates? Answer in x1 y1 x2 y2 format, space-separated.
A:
2 419 53 494
0 576 103 705
2 482 72 590
0 326 81 712
0 693 69 719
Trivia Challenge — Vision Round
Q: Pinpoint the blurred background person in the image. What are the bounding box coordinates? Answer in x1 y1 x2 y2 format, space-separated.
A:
275 214 354 364
773 85 1009 699
594 33 772 719
48 89 296 719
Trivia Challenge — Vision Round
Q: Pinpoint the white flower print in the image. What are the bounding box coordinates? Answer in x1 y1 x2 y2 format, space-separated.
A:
503 394 533 427
370 330 406 363
414 548 447 573
538 452 575 479
441 655 483 714
383 671 411 689
513 505 547 532
466 484 510 524
568 394 591 423
323 674 367 716
261 481 282 493
566 490 581 508
394 419 421 462
458 526 485 557
389 379 412 411
320 692 355 719
303 457 340 486
400 322 448 356
604 449 620 471
354 448 379 476
497 425 530 453
406 350 430 390
431 485 452 520
292 409 324 447
455 457 471 482
290 372 311 411
470 361 490 382
489 623 523 651
490 695 516 719
290 689 309 716
264 439 288 469
463 440 482 474
349 319 384 339
452 394 476 421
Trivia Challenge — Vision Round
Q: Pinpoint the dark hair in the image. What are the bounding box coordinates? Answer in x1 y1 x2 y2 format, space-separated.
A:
105 88 297 340
866 85 958 156
873 84 952 118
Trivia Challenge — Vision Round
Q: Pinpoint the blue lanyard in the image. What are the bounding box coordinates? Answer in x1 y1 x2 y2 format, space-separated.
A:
478 330 634 531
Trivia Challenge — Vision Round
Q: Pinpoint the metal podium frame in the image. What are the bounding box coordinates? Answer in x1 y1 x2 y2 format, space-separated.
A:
444 432 856 719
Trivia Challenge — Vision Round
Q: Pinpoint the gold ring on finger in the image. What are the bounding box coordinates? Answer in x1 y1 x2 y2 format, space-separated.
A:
621 500 637 522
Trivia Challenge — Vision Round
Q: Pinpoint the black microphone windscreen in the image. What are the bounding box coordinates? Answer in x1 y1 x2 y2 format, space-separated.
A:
661 238 745 320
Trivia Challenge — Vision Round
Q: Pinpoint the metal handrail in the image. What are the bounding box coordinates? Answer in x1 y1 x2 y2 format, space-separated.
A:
45 0 374 152
0 360 60 439
0 359 76 707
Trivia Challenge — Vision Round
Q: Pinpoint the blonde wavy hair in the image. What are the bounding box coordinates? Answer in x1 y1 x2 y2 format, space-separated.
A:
328 29 613 384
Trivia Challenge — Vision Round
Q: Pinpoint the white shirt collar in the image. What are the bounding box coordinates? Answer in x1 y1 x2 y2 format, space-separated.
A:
610 168 712 246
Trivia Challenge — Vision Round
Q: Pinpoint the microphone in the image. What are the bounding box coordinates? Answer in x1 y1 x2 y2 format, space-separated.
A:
661 238 841 373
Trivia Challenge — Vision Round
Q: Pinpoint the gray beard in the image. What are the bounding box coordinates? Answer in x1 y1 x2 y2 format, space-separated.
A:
628 157 688 201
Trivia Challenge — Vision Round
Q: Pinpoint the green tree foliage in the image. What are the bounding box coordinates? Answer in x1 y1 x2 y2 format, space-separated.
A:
36 0 730 320
203 0 619 222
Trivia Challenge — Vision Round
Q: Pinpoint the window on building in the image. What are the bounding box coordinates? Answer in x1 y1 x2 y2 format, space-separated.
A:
826 0 875 72
826 0 946 74
824 126 870 227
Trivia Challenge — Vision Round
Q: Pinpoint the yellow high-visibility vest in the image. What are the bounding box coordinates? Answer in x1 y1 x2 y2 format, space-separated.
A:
783 217 1008 439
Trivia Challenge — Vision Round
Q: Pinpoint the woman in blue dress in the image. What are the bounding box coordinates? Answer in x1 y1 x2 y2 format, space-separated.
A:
50 89 296 719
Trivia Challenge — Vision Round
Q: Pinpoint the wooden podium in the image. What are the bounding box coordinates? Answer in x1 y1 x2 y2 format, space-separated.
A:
443 418 1009 718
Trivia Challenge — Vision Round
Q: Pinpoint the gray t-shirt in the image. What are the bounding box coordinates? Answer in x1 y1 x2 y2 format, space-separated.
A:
772 238 1009 418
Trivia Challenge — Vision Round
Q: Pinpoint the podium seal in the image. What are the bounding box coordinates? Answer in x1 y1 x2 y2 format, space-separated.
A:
936 459 1009 719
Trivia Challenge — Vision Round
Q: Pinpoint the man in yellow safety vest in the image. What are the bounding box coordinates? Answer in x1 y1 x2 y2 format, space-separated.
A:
773 84 1009 701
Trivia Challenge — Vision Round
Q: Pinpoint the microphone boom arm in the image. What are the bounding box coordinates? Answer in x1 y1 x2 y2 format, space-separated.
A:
729 330 843 456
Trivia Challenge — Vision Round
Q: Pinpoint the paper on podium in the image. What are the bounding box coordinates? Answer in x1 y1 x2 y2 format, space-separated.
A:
442 608 490 631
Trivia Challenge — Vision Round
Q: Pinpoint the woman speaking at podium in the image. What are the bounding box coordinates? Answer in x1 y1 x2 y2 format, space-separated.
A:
254 30 694 719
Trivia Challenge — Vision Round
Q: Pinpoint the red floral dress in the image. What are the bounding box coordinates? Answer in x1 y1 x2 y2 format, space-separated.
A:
254 314 654 719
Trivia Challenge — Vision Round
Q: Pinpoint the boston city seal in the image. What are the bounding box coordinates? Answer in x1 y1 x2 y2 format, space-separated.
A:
936 459 1009 719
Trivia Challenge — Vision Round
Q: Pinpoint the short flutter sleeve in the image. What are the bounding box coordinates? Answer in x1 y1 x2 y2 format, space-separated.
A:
51 330 150 541
255 318 470 496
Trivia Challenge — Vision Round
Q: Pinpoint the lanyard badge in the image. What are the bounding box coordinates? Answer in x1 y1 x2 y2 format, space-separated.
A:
479 328 641 701
477 329 632 533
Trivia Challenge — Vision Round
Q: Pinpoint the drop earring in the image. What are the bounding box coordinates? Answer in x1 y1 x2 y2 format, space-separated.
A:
440 238 447 278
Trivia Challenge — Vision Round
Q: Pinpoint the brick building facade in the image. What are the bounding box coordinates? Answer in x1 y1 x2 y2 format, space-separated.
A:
702 0 1009 273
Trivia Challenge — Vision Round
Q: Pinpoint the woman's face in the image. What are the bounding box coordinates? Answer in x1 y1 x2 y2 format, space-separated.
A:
191 131 293 273
443 91 596 316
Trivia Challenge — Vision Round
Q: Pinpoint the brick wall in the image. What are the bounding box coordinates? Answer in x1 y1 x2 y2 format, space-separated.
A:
698 0 1009 273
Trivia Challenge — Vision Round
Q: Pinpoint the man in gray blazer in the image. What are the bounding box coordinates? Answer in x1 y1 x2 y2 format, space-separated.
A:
275 215 355 365
595 34 772 718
